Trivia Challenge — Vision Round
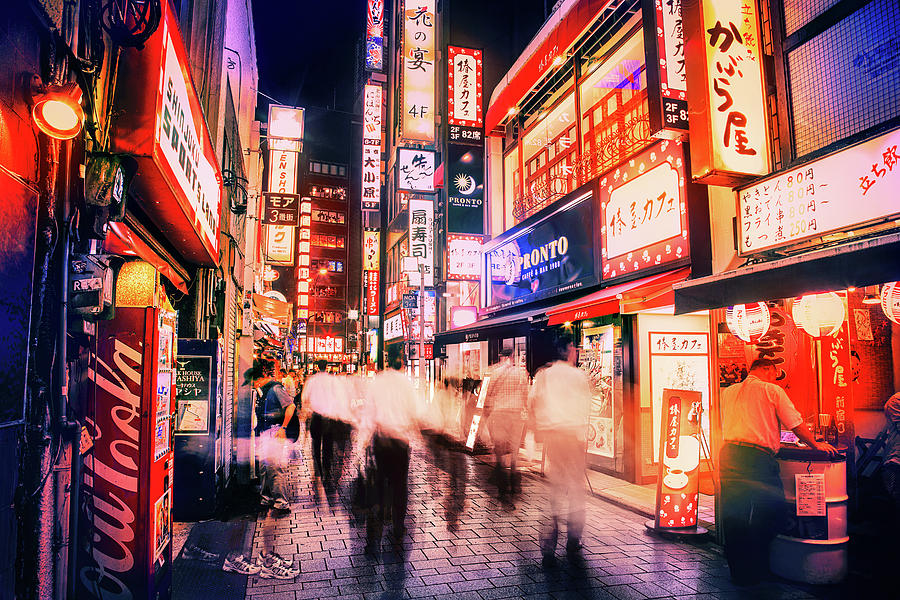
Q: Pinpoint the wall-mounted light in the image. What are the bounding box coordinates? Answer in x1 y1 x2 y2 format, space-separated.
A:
28 77 85 140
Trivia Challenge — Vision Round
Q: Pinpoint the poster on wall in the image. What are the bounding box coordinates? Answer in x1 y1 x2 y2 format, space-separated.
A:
483 188 598 311
654 388 703 530
447 145 484 234
649 332 710 461
153 490 171 562
175 356 211 434
579 326 615 458
599 140 690 283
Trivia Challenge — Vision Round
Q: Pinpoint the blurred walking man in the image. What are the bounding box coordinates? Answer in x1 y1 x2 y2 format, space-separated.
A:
484 348 529 508
530 336 591 565
719 357 837 585
365 347 419 554
303 359 351 503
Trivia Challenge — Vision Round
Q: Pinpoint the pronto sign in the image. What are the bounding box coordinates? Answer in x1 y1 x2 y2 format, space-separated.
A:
110 0 222 265
737 127 900 255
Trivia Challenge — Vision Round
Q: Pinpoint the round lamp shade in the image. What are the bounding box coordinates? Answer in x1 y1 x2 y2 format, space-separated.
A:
791 292 845 337
881 282 900 325
726 302 771 343
31 83 84 140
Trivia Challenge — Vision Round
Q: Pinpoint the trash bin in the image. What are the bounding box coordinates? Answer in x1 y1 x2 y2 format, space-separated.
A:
769 447 848 584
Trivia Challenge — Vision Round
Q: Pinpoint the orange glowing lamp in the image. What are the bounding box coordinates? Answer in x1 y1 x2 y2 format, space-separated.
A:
31 82 85 140
791 292 845 338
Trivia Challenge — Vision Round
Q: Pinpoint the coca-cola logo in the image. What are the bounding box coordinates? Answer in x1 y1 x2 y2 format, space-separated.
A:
80 337 142 600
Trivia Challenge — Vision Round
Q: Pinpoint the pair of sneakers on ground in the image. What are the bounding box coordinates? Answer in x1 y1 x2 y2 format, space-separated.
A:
259 493 290 511
222 551 298 579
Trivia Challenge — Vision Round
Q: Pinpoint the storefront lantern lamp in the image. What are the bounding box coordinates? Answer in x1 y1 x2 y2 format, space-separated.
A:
880 282 900 325
791 292 845 338
861 285 881 305
725 302 770 343
28 78 85 140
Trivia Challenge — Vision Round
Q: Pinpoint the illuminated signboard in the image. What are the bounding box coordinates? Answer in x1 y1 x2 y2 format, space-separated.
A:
408 197 434 287
483 186 598 311
262 193 299 226
265 225 294 265
684 0 770 184
642 0 689 134
365 0 384 71
653 389 703 530
447 234 482 281
447 46 483 145
296 199 311 318
268 149 297 194
447 145 484 234
398 148 435 192
366 270 380 316
599 140 690 282
384 312 404 340
267 105 305 152
737 127 900 255
400 0 436 143
363 230 380 271
361 84 383 210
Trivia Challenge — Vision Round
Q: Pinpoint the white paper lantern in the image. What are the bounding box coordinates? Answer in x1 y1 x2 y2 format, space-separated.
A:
791 292 845 338
881 282 900 325
725 302 771 343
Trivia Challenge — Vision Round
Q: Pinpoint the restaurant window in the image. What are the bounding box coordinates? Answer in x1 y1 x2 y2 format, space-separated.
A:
577 29 652 184
309 185 348 201
517 92 577 220
502 148 520 230
314 259 344 272
311 234 345 248
313 285 343 298
777 0 900 159
312 209 345 224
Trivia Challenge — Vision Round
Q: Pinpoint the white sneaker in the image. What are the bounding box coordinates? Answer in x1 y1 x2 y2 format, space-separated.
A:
259 561 298 579
222 554 261 575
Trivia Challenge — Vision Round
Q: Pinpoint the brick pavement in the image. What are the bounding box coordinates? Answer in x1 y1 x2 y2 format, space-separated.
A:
245 443 830 600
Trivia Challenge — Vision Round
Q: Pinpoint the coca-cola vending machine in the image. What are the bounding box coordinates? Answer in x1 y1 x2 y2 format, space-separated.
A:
78 306 177 600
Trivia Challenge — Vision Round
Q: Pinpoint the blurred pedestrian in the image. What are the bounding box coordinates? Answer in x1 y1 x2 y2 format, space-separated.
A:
303 359 352 503
530 336 591 565
883 393 900 537
423 378 467 531
484 348 529 508
364 346 419 554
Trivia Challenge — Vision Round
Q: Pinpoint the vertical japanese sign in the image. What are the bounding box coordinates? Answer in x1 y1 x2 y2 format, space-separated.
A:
447 145 484 234
366 270 380 316
297 199 311 319
363 230 380 271
267 148 297 193
265 225 294 265
366 0 384 71
819 293 853 446
361 84 383 210
446 234 482 280
654 389 703 530
408 197 434 287
447 46 484 145
642 0 689 134
400 0 436 143
684 0 770 184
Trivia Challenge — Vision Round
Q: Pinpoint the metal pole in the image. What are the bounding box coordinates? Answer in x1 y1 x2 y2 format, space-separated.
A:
418 263 426 390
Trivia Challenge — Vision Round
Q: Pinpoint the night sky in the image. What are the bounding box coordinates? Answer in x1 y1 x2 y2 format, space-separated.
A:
253 0 550 120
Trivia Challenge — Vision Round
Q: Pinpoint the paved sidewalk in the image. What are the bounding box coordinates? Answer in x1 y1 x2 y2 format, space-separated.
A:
242 441 841 600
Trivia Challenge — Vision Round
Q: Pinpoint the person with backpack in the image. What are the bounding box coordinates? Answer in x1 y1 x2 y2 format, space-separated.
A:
252 359 296 512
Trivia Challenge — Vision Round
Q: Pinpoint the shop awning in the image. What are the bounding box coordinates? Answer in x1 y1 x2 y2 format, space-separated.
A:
434 304 547 351
673 232 900 314
546 267 691 325
252 293 292 329
106 221 189 293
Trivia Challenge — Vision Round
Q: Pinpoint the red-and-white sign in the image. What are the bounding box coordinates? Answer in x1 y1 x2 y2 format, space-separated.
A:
362 84 383 211
268 149 297 193
737 127 900 254
366 0 384 70
685 0 770 183
599 140 690 282
448 46 483 127
366 270 380 316
400 0 436 143
446 234 482 280
654 388 703 530
643 0 689 133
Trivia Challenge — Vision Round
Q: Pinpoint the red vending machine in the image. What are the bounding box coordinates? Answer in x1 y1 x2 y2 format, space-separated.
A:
78 293 177 599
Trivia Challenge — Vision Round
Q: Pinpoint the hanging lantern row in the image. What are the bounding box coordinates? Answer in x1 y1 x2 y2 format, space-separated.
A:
791 292 845 338
725 302 771 343
882 282 900 325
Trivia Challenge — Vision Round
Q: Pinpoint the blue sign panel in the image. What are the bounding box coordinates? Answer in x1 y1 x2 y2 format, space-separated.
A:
482 184 599 311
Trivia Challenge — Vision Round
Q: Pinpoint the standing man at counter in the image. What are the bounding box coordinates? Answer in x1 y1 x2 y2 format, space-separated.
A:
719 358 838 585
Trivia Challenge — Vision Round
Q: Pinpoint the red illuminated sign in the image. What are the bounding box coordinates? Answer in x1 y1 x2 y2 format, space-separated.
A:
366 270 380 316
654 388 702 530
599 140 690 283
447 46 483 128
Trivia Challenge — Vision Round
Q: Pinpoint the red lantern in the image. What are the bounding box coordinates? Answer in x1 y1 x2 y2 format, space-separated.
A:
725 302 771 343
881 282 900 325
791 293 845 337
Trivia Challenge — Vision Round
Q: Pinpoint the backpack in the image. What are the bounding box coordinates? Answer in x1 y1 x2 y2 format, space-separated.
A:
255 380 300 442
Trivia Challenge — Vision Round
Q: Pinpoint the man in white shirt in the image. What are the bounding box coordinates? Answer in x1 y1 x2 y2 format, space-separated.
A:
530 336 592 565
484 348 530 507
719 358 837 585
303 360 352 503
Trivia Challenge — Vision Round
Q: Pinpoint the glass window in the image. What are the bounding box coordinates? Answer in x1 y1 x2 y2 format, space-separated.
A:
503 148 520 230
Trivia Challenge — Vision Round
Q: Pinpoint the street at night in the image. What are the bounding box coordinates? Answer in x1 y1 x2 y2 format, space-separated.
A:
1 0 898 599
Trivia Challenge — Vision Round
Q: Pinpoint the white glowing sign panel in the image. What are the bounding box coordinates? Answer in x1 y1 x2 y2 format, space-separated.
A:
398 148 435 192
738 127 900 254
408 197 434 287
361 84 383 210
447 46 483 127
268 149 297 194
158 25 220 257
446 234 482 281
400 0 436 143
696 0 770 177
265 225 294 265
384 313 404 340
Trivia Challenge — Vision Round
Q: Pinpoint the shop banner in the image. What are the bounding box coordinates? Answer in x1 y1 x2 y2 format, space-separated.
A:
175 356 212 434
363 229 380 271
642 0 689 134
384 312 404 340
268 148 297 193
654 388 703 530
400 0 436 143
262 192 300 226
265 224 294 266
447 234 482 280
447 46 484 145
447 145 484 234
483 186 598 311
580 326 616 458
366 270 380 316
737 127 900 255
366 0 385 70
600 140 690 283
684 0 771 184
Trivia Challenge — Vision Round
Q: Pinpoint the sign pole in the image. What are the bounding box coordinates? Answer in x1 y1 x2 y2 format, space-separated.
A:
418 263 426 391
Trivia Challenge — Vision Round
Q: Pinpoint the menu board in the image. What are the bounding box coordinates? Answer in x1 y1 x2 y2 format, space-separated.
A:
796 474 826 517
579 326 615 458
175 356 211 434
